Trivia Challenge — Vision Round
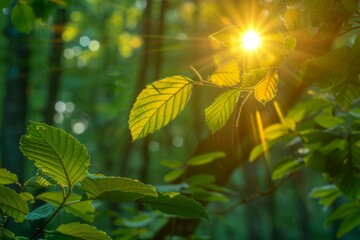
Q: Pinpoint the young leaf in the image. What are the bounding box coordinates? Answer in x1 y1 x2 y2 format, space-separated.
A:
81 176 158 202
25 203 56 221
0 185 29 223
36 192 95 222
52 222 111 240
310 185 341 206
164 168 184 182
20 122 90 187
138 192 209 220
272 157 303 180
205 89 241 133
188 152 226 166
129 76 193 141
0 168 19 185
255 70 279 105
209 60 240 86
209 26 241 48
10 2 36 34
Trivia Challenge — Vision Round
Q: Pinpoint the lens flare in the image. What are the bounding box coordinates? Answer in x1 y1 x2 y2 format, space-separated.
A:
242 30 260 51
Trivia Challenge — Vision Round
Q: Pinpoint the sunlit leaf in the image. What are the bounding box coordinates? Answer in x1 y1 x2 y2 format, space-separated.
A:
264 124 288 140
272 157 304 180
254 70 278 105
25 203 56 221
283 8 301 30
37 192 95 222
129 76 193 141
138 192 209 220
10 2 36 34
81 176 158 202
52 222 111 240
241 68 270 88
310 185 341 206
24 175 52 189
164 169 184 182
20 122 90 187
209 60 240 86
209 26 241 48
0 168 19 185
20 192 34 203
0 185 29 223
205 89 241 133
188 151 226 166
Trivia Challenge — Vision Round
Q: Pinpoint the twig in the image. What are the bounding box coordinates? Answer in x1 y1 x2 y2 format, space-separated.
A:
215 174 293 215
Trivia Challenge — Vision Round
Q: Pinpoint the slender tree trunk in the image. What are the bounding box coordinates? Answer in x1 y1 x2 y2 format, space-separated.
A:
0 7 29 183
44 9 66 125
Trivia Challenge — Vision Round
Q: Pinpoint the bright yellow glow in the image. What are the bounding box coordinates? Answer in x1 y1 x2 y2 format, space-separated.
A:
242 30 260 51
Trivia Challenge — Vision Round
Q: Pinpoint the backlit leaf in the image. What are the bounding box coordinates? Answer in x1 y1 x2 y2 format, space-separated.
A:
20 192 34 203
129 76 193 141
0 185 29 223
0 168 19 185
254 70 278 104
24 175 52 189
310 185 341 206
188 151 226 166
241 68 270 88
205 89 241 133
284 35 297 52
81 176 158 202
209 60 240 86
10 2 36 34
20 122 90 187
37 192 95 222
283 8 301 30
138 192 209 220
272 157 304 180
164 168 184 182
209 26 241 48
53 222 111 240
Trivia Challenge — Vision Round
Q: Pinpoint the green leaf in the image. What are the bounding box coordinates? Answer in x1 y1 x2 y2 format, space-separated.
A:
284 35 297 52
209 26 241 48
20 192 34 203
264 124 288 140
254 70 278 105
241 68 270 88
315 114 344 128
303 46 350 91
342 0 359 12
337 211 360 238
0 228 16 240
0 168 19 185
129 76 193 141
138 192 209 220
25 203 56 221
81 176 158 202
20 122 90 187
164 169 184 182
0 185 29 223
326 202 360 225
53 222 111 240
205 89 241 133
24 175 52 189
37 192 95 222
188 152 226 166
161 160 183 169
186 174 216 185
272 157 304 180
309 185 341 206
10 2 36 34
332 77 360 110
209 60 240 86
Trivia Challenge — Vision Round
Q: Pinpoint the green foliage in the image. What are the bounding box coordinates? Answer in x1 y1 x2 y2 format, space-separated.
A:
0 186 29 223
50 222 111 240
0 169 19 185
129 76 193 140
20 122 90 187
209 60 240 86
10 1 36 34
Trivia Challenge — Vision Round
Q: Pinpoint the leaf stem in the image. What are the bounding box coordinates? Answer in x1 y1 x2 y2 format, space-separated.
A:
29 185 72 240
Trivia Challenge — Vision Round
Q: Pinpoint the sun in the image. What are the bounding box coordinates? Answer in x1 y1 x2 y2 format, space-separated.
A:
241 30 260 51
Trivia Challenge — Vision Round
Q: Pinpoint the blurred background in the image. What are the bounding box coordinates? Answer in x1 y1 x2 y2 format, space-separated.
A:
1 0 359 239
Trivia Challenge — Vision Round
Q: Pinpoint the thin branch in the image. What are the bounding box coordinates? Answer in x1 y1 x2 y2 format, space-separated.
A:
215 174 293 215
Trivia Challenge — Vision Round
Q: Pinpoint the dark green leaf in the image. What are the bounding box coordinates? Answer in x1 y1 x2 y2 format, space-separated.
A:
188 152 225 166
310 185 341 206
337 210 360 238
326 202 360 225
0 186 29 223
25 203 56 221
129 76 193 141
332 77 360 110
205 89 240 133
10 2 36 34
20 122 90 187
186 174 216 185
0 228 16 240
81 176 158 202
138 192 209 220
